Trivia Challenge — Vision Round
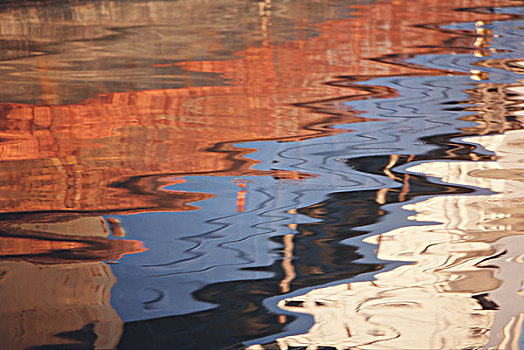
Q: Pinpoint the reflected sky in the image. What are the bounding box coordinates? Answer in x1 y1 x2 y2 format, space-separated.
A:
0 0 524 349
248 12 524 350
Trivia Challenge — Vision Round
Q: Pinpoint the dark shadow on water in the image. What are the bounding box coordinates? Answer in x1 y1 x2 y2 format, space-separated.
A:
117 152 476 349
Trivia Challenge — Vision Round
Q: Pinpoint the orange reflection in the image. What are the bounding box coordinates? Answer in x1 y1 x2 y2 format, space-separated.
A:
0 215 145 350
0 0 513 216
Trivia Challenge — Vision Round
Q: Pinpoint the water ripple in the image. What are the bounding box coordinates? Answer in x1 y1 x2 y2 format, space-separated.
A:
0 1 522 349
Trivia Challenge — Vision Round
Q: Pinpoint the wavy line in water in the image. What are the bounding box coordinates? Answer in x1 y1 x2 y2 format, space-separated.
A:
114 5 524 350
0 0 517 218
248 15 524 350
0 1 522 349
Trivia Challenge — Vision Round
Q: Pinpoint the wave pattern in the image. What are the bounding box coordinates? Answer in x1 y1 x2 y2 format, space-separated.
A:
248 11 524 350
119 5 524 350
0 0 523 349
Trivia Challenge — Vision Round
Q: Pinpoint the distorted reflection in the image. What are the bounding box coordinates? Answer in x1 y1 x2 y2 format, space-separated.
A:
0 0 523 349
0 0 510 214
262 60 524 350
0 215 143 349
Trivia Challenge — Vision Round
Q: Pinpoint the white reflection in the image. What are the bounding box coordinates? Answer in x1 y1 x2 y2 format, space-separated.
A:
262 94 524 350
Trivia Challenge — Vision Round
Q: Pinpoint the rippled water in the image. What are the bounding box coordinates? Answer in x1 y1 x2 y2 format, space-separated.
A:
1 0 524 349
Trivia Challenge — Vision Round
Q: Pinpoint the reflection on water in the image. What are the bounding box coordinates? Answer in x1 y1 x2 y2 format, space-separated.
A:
1 0 524 349
270 128 524 348
253 40 524 350
0 215 143 349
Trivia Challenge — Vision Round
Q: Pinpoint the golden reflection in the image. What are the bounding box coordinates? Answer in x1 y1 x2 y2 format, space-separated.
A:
107 217 126 237
0 261 122 350
462 61 524 136
473 21 492 58
375 188 389 205
258 0 272 47
376 154 413 204
0 215 144 350
383 154 402 182
279 233 296 294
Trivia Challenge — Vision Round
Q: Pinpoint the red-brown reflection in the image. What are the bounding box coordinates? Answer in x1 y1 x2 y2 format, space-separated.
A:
0 0 518 349
0 261 123 350
0 0 515 215
0 215 144 350
0 217 145 264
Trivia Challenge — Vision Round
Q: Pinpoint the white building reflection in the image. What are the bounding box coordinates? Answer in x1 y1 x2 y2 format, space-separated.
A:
252 67 524 349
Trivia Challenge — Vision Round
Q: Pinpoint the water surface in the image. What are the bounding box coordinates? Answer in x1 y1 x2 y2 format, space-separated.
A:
0 0 524 349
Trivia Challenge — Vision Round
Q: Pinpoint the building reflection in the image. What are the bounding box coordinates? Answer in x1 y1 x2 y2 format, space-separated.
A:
0 215 144 349
0 0 509 214
0 0 518 349
256 60 524 349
